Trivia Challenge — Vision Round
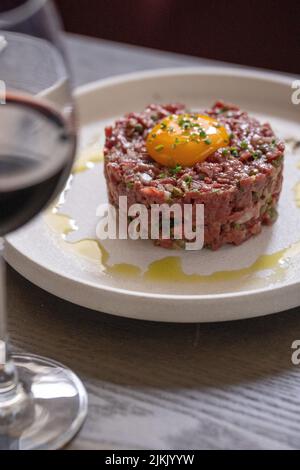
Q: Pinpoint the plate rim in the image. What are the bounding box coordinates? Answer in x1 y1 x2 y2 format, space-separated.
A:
74 66 294 100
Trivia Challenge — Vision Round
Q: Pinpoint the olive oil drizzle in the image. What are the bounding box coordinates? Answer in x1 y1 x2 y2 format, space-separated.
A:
294 183 300 208
72 148 103 174
46 204 300 285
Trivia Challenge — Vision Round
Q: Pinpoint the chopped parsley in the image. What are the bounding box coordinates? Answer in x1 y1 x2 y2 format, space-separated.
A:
204 138 212 145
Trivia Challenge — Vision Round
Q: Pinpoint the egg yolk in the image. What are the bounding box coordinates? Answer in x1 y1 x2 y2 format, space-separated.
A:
146 113 229 167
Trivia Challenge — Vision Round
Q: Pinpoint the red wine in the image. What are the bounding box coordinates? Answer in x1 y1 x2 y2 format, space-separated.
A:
0 93 76 236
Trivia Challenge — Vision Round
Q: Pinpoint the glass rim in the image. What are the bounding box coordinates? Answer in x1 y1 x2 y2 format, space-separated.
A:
0 0 48 27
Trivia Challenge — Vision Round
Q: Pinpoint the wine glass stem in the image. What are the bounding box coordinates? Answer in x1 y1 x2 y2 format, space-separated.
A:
0 241 18 394
0 241 7 364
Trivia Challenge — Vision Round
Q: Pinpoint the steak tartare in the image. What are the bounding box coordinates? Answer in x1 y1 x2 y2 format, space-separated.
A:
104 101 284 250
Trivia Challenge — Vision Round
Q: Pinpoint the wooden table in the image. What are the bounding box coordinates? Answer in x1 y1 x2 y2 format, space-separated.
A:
7 34 300 450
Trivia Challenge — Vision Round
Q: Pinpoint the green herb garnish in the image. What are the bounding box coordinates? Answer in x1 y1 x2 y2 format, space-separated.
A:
172 137 181 149
170 164 182 175
230 147 238 157
185 175 193 186
135 124 143 133
172 187 183 197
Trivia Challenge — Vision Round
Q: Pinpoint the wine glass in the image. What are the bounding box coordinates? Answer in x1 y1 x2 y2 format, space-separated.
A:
0 0 87 450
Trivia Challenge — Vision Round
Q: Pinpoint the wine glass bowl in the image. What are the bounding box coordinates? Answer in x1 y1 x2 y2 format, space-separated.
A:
0 0 87 450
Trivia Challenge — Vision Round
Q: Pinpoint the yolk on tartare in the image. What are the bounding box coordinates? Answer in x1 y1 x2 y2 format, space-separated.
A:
146 113 229 167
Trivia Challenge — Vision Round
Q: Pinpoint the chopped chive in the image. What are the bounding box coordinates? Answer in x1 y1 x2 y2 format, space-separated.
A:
204 138 212 145
170 164 182 175
240 140 248 149
172 137 181 148
135 124 143 133
155 144 164 152
222 149 229 156
252 150 262 159
160 122 167 129
185 176 193 186
172 187 183 197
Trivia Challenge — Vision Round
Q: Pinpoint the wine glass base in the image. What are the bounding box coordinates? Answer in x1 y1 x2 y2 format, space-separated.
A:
0 353 88 450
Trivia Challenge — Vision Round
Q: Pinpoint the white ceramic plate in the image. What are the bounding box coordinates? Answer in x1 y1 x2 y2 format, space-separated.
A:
5 67 300 322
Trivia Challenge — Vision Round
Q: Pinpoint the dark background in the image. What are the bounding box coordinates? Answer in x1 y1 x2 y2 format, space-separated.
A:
54 0 300 75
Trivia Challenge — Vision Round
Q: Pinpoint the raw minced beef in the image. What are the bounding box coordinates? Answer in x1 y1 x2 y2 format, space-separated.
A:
104 101 284 250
